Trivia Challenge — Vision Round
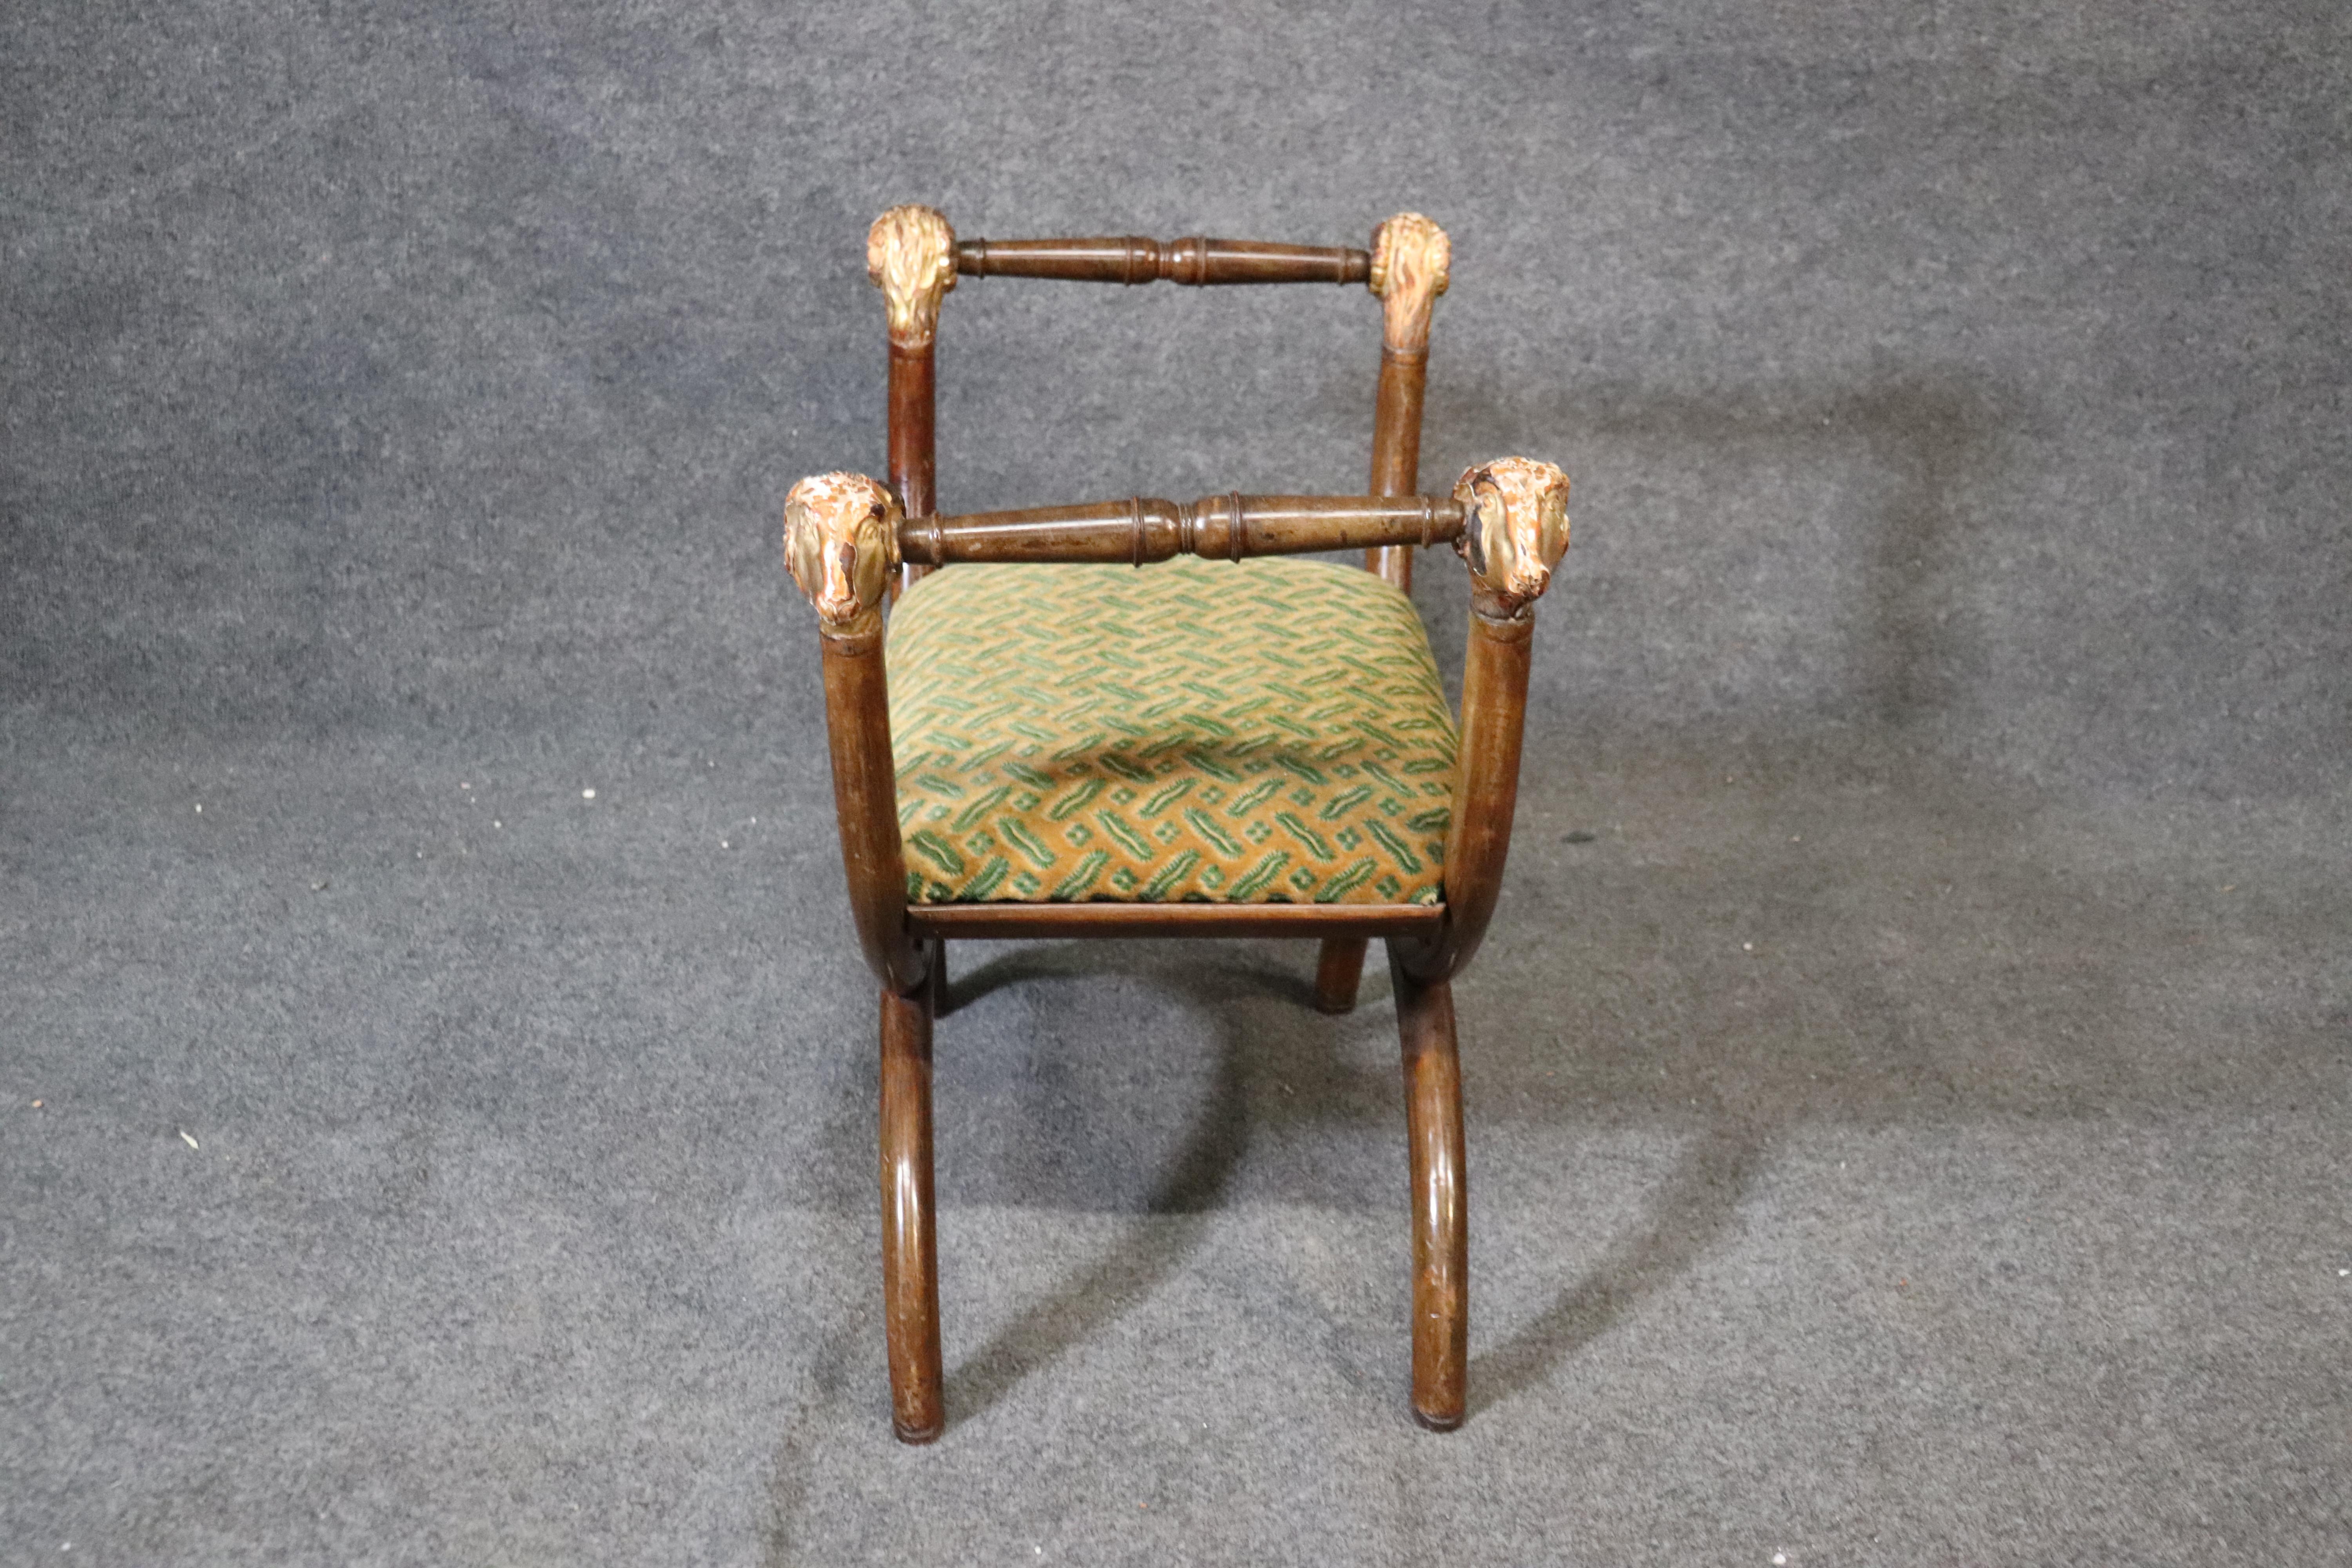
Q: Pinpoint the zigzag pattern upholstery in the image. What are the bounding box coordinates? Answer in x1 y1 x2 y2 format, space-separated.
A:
887 557 1457 905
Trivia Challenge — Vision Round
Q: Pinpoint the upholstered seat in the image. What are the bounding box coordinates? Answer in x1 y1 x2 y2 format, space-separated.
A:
887 557 1456 905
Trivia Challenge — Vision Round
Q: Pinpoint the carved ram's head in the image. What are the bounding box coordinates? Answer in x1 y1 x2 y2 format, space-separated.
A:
784 472 900 632
1367 212 1451 352
867 205 957 349
1453 457 1571 616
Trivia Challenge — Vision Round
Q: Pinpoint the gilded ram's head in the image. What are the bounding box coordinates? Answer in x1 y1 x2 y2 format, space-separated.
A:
867 205 957 349
784 472 900 632
1453 457 1570 616
1367 213 1451 352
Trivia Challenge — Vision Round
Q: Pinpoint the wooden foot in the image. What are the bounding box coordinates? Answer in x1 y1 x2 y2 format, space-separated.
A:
1390 945 1466 1429
879 982 943 1443
1313 936 1369 1014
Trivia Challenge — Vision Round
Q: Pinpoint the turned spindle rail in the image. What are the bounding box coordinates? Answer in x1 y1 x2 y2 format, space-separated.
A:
896 493 1467 568
955 235 1370 287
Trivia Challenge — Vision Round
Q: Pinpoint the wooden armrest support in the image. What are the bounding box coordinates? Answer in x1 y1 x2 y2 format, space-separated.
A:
819 622 929 995
956 236 1370 286
1395 457 1573 983
897 494 1466 567
784 473 928 994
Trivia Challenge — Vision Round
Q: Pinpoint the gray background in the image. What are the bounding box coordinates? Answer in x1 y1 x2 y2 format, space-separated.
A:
4 2 2347 1563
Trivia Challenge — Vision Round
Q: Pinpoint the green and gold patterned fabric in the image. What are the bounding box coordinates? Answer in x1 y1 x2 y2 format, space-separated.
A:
887 557 1457 905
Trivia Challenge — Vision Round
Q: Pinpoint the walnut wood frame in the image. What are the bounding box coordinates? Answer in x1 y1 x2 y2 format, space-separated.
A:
796 207 1568 1441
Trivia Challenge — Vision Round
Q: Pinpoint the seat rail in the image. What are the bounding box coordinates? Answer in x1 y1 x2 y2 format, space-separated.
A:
909 902 1444 940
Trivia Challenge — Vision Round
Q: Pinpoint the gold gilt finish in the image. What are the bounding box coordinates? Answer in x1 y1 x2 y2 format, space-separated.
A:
783 472 901 636
867 205 958 350
1453 457 1571 616
1368 211 1451 353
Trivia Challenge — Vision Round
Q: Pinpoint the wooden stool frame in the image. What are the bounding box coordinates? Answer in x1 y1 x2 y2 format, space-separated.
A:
784 207 1570 1441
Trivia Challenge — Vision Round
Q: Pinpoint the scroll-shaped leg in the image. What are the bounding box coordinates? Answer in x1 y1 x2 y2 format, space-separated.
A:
880 983 943 1442
1390 942 1467 1429
1314 937 1368 1014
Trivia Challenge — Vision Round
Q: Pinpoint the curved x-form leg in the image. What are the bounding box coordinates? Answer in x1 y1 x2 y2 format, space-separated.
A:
879 982 943 1443
1390 942 1467 1429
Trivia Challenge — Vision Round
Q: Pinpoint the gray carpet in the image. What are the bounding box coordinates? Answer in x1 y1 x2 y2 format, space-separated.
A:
4 3 2348 1563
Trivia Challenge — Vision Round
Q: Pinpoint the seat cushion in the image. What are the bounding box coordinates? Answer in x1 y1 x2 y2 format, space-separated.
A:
887 556 1457 905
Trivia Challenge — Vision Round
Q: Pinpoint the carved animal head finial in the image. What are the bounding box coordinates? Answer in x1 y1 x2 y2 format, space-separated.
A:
867 205 958 350
1367 212 1451 353
784 472 901 634
1454 457 1571 616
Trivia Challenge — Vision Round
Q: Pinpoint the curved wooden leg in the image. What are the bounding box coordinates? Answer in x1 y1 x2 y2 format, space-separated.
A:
1390 944 1467 1430
1314 936 1368 1014
879 982 943 1443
